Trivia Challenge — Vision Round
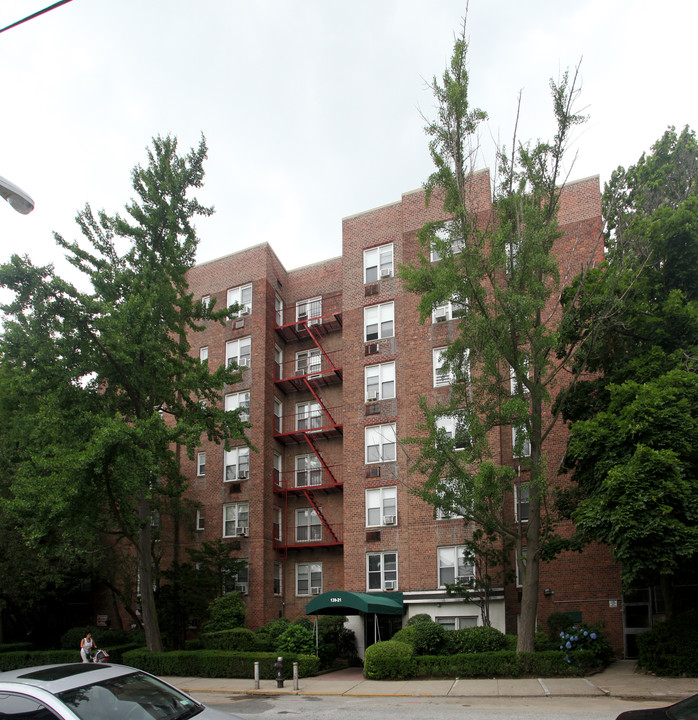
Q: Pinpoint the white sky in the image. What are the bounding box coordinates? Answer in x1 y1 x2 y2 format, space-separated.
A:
0 0 695 279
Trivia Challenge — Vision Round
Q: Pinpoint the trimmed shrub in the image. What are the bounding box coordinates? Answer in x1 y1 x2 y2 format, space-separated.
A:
277 624 315 655
201 593 246 633
0 650 76 672
447 626 506 654
503 634 518 651
292 616 314 631
60 627 144 651
391 626 416 646
363 640 415 680
407 613 432 626
254 618 291 651
636 610 698 677
535 631 553 651
412 621 448 655
121 649 319 678
0 643 32 654
202 628 256 652
546 612 575 642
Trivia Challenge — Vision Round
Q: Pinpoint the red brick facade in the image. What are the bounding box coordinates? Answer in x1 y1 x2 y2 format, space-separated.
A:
171 174 624 654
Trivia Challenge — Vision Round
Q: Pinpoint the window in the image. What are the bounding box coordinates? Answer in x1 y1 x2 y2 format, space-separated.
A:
435 616 478 630
296 348 322 376
196 451 206 477
433 347 469 387
295 507 322 542
432 299 467 323
226 337 251 369
224 564 249 594
275 294 284 326
438 546 475 587
296 562 322 596
196 509 205 531
274 561 282 595
274 345 284 379
274 398 283 433
296 453 322 487
224 446 250 481
506 239 521 274
296 401 323 431
199 346 208 363
436 415 469 450
223 502 249 538
364 243 394 283
364 302 394 341
365 423 397 463
431 223 464 262
274 506 283 542
509 360 530 395
367 551 397 591
0 694 56 720
227 283 252 316
225 391 250 422
516 545 527 587
435 478 468 519
202 295 210 310
364 361 395 401
273 452 282 487
296 296 322 326
515 483 530 522
512 425 531 458
366 486 397 527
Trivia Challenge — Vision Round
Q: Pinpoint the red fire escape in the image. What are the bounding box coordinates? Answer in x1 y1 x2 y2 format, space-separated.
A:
273 293 343 555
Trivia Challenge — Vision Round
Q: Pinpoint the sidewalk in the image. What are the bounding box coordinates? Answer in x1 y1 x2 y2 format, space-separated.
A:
162 661 698 701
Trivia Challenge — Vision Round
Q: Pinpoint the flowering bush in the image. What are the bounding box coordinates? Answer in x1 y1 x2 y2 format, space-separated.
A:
558 623 613 667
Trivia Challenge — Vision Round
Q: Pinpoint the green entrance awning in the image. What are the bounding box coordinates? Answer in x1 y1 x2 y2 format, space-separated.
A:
305 590 404 616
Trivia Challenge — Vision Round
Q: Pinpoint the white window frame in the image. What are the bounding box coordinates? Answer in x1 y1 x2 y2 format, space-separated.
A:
196 451 206 477
274 398 283 433
224 446 250 481
199 346 208 363
275 294 284 326
295 453 322 487
438 545 475 588
435 478 467 520
364 361 395 401
273 561 282 596
435 616 478 630
226 337 251 369
515 482 530 522
225 391 250 422
512 425 531 458
201 295 211 309
295 507 322 543
227 283 252 316
223 502 249 538
509 360 530 395
436 415 468 450
196 509 205 531
296 348 322 376
433 347 453 387
367 551 398 591
274 506 283 542
365 486 397 527
296 297 322 326
296 401 323 431
364 302 395 342
364 243 394 283
274 345 284 380
296 562 322 596
430 223 464 262
365 423 397 464
273 452 282 487
432 299 467 323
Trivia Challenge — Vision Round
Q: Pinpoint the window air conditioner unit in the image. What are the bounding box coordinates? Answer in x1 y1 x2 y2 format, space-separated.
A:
235 582 248 594
310 586 321 595
380 267 392 278
297 313 308 321
236 527 249 537
237 470 249 480
435 312 447 322
384 580 395 590
238 357 251 367
239 308 250 316
382 515 396 525
366 391 379 402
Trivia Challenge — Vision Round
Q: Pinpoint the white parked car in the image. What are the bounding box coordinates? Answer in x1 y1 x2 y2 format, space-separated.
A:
0 663 241 720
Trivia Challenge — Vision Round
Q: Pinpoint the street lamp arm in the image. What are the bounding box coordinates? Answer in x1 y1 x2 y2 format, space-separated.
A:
0 175 35 215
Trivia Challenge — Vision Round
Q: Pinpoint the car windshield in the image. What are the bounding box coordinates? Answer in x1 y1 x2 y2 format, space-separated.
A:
57 671 204 720
669 694 698 720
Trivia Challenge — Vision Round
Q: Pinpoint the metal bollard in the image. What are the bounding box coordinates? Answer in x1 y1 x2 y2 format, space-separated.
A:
293 662 299 691
254 661 260 690
274 656 284 688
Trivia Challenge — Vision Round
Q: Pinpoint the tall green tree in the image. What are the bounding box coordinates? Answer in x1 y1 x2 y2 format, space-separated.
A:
0 135 248 651
560 127 698 616
402 25 600 652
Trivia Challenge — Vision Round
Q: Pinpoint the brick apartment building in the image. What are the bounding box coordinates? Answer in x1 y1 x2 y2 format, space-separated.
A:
181 170 626 657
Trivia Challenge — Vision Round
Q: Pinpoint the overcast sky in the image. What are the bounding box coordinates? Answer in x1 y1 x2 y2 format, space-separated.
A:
1 0 695 280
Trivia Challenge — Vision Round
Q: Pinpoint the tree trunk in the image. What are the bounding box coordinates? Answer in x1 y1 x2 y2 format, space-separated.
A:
138 494 163 652
517 491 541 653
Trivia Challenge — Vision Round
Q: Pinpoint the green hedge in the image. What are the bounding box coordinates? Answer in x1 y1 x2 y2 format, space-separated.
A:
0 643 33 654
0 650 77 671
636 610 698 677
363 641 415 680
121 649 319 678
201 628 256 652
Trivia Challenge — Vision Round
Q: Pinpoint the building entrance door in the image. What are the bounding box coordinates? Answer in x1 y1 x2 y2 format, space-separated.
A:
623 588 652 659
